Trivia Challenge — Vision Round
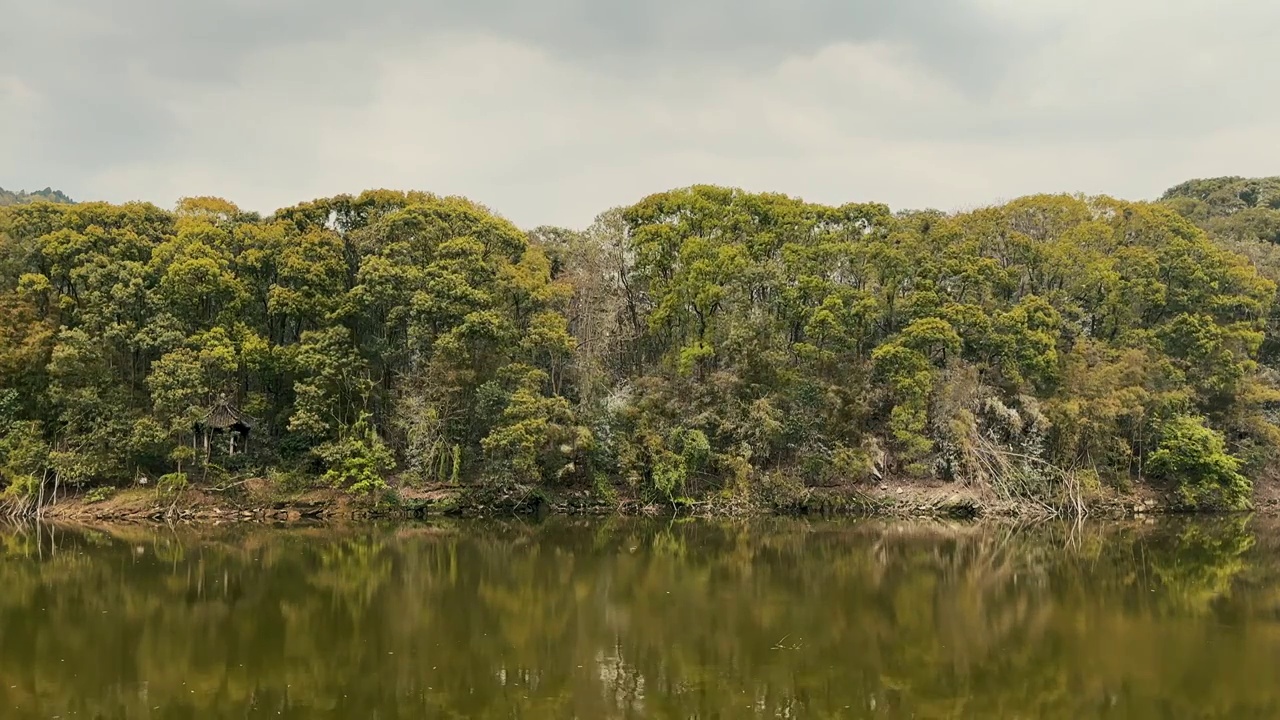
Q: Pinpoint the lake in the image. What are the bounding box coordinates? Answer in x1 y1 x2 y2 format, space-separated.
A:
1 517 1278 719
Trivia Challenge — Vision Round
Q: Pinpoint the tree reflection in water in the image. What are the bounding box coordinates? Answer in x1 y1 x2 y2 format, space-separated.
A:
0 517 1277 719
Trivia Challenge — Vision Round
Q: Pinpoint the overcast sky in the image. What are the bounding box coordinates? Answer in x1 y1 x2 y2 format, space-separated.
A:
2 0 1277 228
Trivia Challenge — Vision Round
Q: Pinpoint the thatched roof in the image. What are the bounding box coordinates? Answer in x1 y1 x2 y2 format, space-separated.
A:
198 396 253 432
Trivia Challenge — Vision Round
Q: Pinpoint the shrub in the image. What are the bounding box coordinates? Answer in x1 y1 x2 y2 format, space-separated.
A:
1147 415 1251 510
268 468 313 494
315 414 395 496
0 421 49 494
157 472 189 495
85 486 116 504
2 474 40 500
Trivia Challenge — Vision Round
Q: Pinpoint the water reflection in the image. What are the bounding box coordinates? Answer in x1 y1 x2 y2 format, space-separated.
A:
0 518 1278 719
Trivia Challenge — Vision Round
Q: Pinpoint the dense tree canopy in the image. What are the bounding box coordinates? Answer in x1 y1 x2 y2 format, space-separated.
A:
2 180 1278 511
1162 176 1280 367
1162 177 1280 246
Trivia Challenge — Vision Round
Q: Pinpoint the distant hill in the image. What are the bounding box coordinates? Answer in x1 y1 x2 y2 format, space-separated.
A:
0 186 76 207
1161 176 1280 245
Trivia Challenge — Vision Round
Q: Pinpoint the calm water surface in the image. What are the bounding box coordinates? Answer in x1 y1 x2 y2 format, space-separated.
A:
1 517 1279 719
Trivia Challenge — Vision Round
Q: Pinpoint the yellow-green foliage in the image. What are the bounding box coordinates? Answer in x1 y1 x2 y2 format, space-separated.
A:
1148 415 1251 510
0 182 1276 506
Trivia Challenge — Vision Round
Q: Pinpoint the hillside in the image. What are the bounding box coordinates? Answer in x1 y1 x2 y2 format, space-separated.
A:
1162 176 1280 245
1 181 1279 516
0 187 75 207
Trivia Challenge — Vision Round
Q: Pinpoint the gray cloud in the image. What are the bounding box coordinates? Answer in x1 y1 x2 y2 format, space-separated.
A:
7 0 1016 76
2 0 1278 227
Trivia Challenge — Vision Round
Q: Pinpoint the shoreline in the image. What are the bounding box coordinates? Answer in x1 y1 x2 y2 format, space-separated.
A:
27 477 1280 524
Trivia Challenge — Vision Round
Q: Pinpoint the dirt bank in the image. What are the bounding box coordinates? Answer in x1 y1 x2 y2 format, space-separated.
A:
31 475 1277 524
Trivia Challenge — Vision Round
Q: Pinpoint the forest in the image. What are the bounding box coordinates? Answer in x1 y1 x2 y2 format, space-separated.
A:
2 177 1280 513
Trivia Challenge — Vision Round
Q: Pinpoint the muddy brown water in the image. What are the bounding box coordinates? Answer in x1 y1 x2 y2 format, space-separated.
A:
1 517 1278 718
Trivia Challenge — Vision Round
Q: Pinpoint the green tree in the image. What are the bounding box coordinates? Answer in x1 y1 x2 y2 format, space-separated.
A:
1147 415 1251 509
